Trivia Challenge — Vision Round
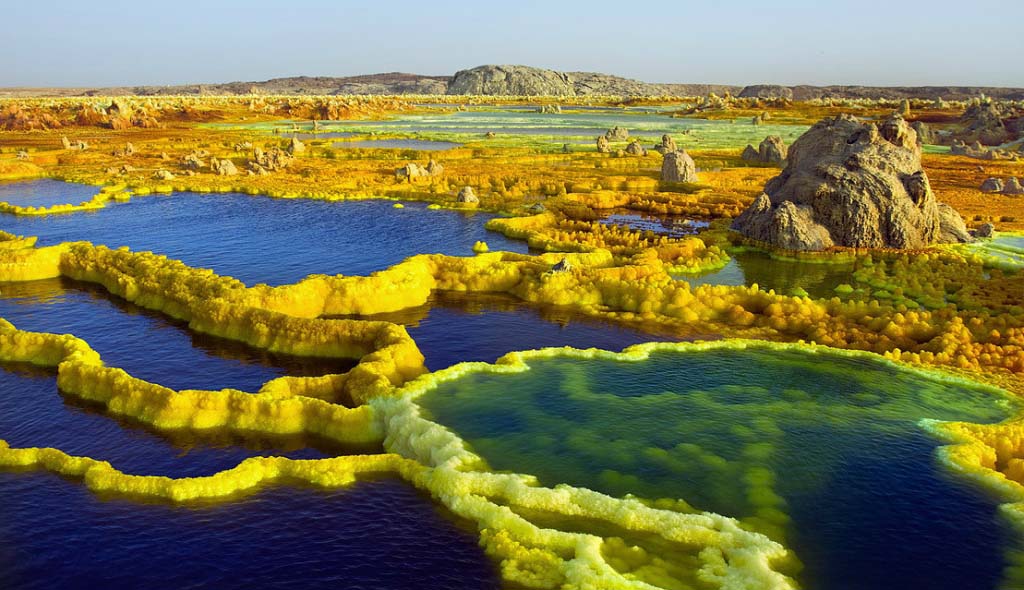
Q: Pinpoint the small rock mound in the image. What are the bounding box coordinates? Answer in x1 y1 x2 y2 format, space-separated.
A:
975 223 996 238
596 135 611 153
625 141 647 156
742 136 787 164
654 134 677 154
731 113 969 250
457 186 479 203
605 126 629 141
660 150 698 183
981 178 1005 193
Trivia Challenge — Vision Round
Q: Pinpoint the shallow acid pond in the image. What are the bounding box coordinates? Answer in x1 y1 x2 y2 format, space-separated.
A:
1 192 529 286
418 344 1017 590
678 248 858 298
231 109 809 150
332 139 462 150
0 179 99 209
0 472 499 590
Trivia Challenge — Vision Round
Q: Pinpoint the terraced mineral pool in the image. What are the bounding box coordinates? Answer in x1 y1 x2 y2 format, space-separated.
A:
418 344 1018 590
333 291 694 371
0 472 499 590
1 191 529 285
677 248 859 298
0 278 365 476
332 139 462 150
0 179 99 208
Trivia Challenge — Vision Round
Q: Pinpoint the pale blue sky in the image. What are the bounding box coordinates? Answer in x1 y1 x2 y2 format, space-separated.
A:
3 0 1022 87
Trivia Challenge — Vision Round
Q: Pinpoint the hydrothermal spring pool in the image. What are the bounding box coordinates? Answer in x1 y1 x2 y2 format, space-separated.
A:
418 344 1019 590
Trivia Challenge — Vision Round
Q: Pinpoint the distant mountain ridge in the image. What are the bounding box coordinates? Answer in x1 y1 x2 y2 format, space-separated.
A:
3 65 1022 100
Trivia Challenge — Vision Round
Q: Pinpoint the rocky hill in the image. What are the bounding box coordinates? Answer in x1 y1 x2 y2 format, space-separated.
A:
2 65 1021 100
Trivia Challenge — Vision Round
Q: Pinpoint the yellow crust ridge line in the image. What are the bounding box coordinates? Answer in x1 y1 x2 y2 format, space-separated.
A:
0 443 418 502
0 183 129 216
0 321 381 444
2 233 1023 387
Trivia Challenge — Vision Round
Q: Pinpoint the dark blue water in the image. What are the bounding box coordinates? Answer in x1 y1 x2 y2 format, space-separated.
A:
0 192 529 286
335 292 692 371
0 179 99 209
0 278 354 392
0 472 498 590
0 279 500 587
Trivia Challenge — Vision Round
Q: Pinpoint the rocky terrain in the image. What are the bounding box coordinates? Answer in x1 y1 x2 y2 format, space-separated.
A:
4 65 1021 99
731 114 970 250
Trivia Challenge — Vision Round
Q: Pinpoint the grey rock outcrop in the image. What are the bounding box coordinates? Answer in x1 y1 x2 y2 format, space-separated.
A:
425 159 444 176
457 186 479 203
625 141 647 156
975 223 996 238
731 114 969 250
660 150 698 182
981 178 1004 192
288 136 305 154
212 158 239 176
396 163 425 180
655 134 677 154
1005 177 1024 194
605 126 629 141
738 85 794 100
448 65 576 96
911 121 933 145
741 136 787 164
596 135 611 153
758 135 787 163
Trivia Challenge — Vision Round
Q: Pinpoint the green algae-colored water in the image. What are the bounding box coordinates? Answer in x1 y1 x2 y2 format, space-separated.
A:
210 110 809 151
676 249 859 298
418 344 1018 590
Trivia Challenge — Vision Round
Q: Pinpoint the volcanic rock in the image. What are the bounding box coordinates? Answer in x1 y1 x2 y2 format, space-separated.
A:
981 178 1004 193
660 150 698 183
457 186 479 203
731 114 969 250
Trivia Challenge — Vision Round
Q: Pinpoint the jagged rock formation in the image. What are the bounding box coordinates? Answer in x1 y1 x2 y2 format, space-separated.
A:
457 186 479 203
288 137 305 154
911 121 933 145
975 223 996 238
655 135 677 154
211 158 238 176
605 127 629 141
1004 177 1024 195
732 114 970 250
625 141 647 156
743 136 788 164
982 178 1005 192
661 150 698 182
596 136 611 153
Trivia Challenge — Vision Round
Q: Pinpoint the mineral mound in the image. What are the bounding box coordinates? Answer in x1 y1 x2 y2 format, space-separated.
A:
731 114 970 250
